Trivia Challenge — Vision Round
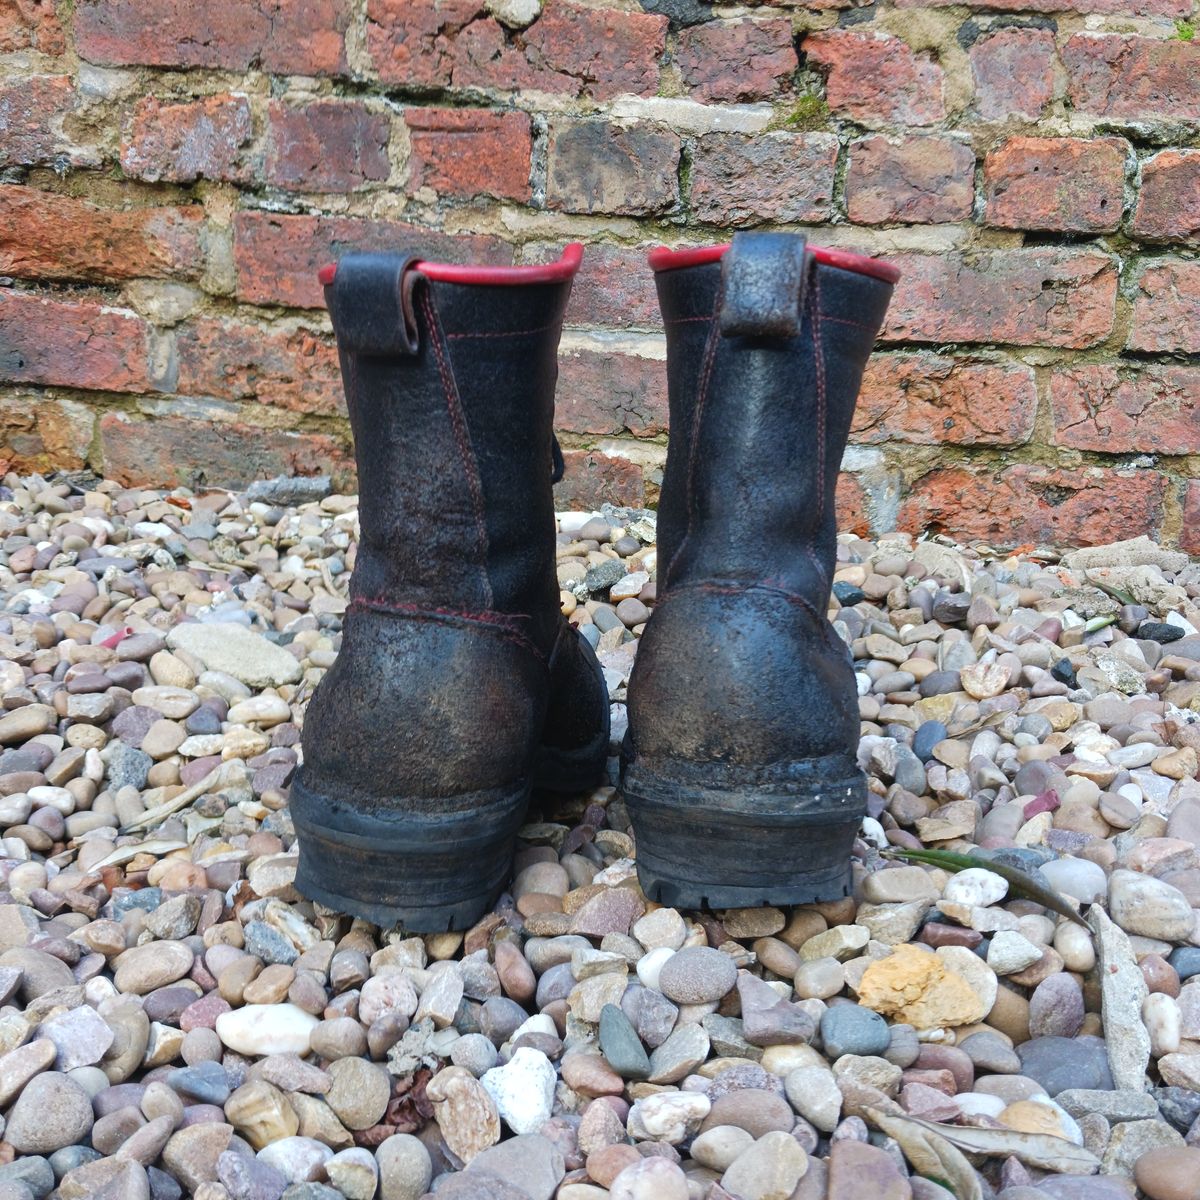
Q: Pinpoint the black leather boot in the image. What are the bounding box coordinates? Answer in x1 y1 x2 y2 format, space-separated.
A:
622 233 898 909
291 246 610 932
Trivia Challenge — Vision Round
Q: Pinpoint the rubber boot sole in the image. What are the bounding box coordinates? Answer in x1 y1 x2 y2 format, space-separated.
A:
291 726 609 932
622 754 867 910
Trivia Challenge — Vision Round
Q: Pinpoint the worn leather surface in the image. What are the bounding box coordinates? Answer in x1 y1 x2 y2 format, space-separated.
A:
301 253 607 806
719 232 807 339
628 235 894 778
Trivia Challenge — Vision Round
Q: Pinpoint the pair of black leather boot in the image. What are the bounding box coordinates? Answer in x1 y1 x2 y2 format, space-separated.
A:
291 233 898 931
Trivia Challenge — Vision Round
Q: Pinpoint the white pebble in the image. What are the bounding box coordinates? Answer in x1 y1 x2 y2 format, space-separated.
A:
943 868 1008 908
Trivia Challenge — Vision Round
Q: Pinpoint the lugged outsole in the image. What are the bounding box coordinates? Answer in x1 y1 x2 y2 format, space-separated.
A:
622 754 866 912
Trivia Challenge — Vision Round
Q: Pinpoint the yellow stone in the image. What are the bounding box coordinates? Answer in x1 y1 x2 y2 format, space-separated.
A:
999 1100 1069 1140
856 944 988 1030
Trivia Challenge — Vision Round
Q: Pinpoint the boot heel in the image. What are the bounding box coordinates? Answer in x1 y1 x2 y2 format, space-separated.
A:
622 756 866 910
290 774 529 932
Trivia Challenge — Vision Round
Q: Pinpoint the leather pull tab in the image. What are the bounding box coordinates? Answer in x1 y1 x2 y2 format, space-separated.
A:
326 253 422 355
719 232 808 339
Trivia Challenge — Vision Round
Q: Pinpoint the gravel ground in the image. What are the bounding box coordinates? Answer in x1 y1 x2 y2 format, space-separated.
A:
0 471 1197 1200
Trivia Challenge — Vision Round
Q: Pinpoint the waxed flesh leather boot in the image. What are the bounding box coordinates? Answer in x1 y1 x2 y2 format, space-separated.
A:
291 245 610 931
622 233 898 908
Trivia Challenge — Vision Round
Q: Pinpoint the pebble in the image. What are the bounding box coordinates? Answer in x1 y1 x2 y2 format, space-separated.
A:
481 1047 557 1135
657 945 738 1004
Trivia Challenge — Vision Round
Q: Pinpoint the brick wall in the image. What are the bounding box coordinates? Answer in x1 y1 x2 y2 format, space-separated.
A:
0 0 1197 548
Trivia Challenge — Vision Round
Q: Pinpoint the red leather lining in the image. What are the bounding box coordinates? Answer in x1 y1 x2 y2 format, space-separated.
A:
647 242 902 284
318 242 584 288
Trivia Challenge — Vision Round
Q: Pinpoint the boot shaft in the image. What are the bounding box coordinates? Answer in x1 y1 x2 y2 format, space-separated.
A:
323 249 581 641
652 235 896 596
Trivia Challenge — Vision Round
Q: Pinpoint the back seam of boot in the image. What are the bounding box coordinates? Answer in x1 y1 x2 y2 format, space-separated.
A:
807 265 832 596
419 286 495 611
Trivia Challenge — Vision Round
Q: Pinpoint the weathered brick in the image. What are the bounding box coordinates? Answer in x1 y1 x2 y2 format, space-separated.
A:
405 108 531 202
1128 261 1200 354
1065 34 1200 121
0 395 92 475
175 319 343 415
366 0 666 100
0 75 73 167
121 94 254 184
75 0 350 74
984 136 1126 234
969 28 1057 121
1133 151 1200 244
676 19 797 103
546 121 680 217
854 355 1036 447
899 466 1167 548
0 0 64 54
1182 483 1200 556
555 345 667 438
836 473 871 539
538 243 660 330
901 0 1188 12
554 450 644 509
99 411 352 490
845 136 974 226
266 101 391 193
0 291 156 393
233 211 512 309
0 186 203 282
804 31 945 125
884 250 1117 349
690 132 837 226
1051 365 1200 455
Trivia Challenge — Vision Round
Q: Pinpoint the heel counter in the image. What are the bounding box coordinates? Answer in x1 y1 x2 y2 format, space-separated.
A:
626 584 859 768
301 606 546 801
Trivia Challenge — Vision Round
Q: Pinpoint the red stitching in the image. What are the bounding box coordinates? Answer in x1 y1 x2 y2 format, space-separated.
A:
663 315 715 326
659 580 830 632
820 314 877 333
349 596 546 662
445 320 561 339
666 282 723 583
422 290 494 610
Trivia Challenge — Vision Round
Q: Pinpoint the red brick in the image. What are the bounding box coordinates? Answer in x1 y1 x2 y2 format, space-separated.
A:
75 0 350 74
836 473 872 538
0 75 73 167
1133 150 1200 243
366 0 666 100
1051 365 1200 455
537 243 660 330
0 291 155 393
99 412 352 490
175 319 343 416
1182 482 1200 556
0 396 92 476
969 28 1057 121
554 450 644 509
1128 261 1200 354
854 354 1036 447
546 121 679 217
404 108 531 202
804 31 945 125
523 3 667 100
984 137 1126 234
899 465 1167 548
0 0 64 54
0 186 203 282
121 94 254 184
266 101 391 193
690 132 837 226
1065 34 1200 121
676 19 796 103
845 136 974 225
900 0 1188 12
883 250 1117 349
555 346 667 438
233 211 513 309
